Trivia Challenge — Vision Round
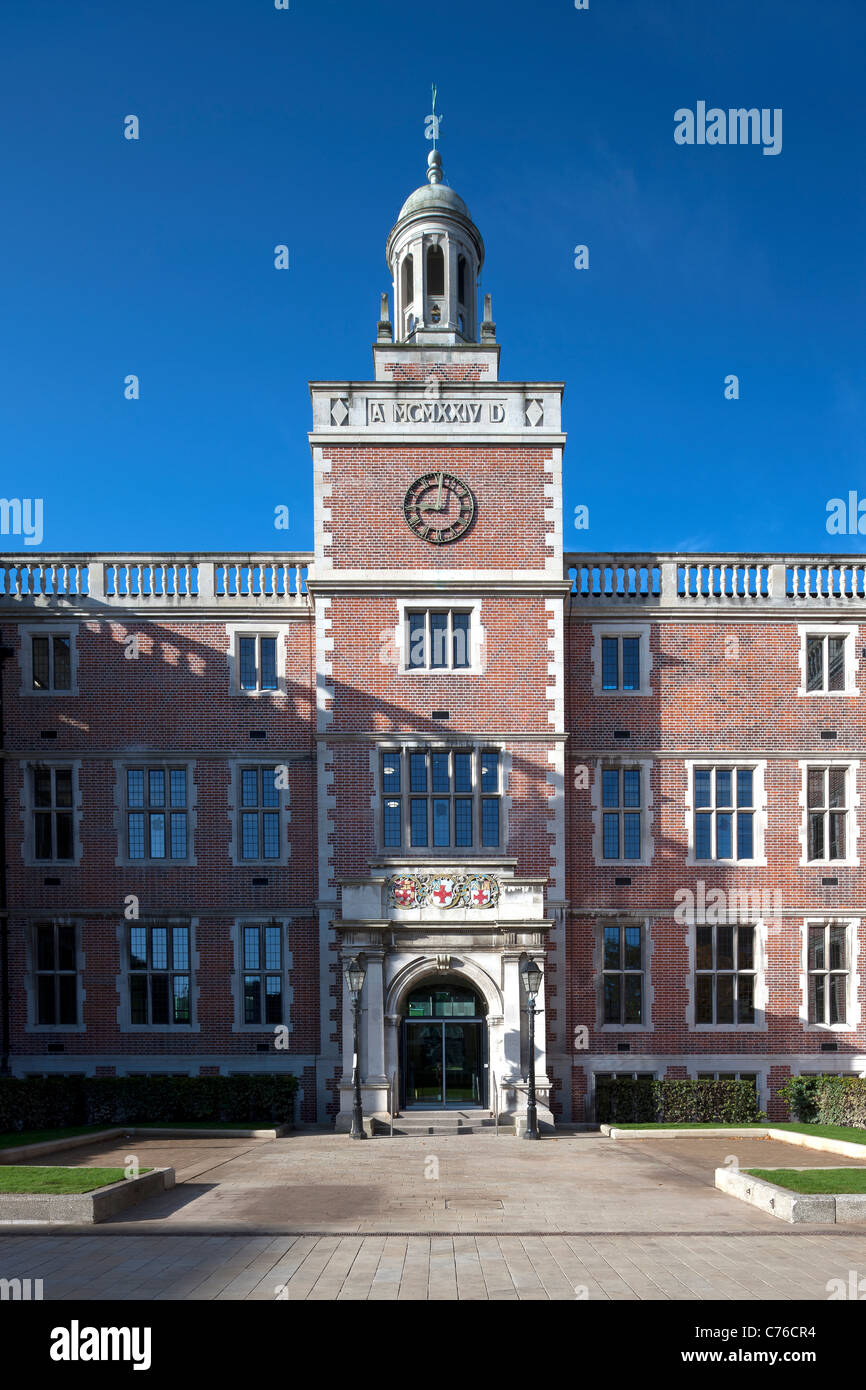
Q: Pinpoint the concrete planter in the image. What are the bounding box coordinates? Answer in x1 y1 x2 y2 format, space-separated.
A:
0 1166 175 1224
714 1166 866 1224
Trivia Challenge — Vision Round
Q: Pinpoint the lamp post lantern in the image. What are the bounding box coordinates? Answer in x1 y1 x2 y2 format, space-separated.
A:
520 956 543 1140
344 957 367 1139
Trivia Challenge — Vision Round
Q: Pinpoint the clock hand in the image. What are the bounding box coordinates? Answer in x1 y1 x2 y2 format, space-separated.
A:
435 472 444 511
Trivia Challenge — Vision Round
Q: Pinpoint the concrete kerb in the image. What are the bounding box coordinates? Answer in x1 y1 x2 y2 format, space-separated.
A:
601 1124 866 1161
0 1166 175 1225
714 1166 866 1225
0 1124 291 1163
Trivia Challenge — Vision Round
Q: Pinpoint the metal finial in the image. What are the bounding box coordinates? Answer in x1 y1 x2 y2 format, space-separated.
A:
425 82 443 170
427 149 442 185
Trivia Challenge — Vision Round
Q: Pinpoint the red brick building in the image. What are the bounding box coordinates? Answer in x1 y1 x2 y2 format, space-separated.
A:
1 151 864 1127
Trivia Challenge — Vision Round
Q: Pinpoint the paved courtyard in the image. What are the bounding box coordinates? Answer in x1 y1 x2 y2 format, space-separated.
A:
3 1129 866 1298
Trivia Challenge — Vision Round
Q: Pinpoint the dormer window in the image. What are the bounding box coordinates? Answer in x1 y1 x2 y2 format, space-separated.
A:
426 244 444 296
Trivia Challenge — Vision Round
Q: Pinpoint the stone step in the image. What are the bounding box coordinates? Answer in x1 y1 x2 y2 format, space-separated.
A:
370 1111 515 1137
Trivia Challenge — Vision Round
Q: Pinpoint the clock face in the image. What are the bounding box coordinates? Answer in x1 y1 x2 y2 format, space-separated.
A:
403 472 475 545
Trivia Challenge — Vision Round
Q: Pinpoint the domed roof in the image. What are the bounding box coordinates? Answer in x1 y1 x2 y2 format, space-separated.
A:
398 180 471 221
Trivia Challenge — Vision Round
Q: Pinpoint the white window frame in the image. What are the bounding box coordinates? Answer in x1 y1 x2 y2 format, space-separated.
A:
227 760 291 866
19 625 78 696
798 760 860 867
225 623 291 696
690 920 764 1030
800 918 861 1033
591 759 654 867
112 760 198 868
231 919 294 1034
684 759 767 867
116 918 200 1033
25 919 86 1033
21 760 83 867
591 623 652 696
797 623 860 697
374 740 508 856
596 918 652 1031
392 597 486 675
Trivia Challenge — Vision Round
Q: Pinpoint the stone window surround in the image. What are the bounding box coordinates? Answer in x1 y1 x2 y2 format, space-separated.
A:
226 758 292 867
391 596 487 675
591 757 655 868
114 916 201 1034
590 622 652 696
18 623 79 697
684 918 769 1033
796 622 860 697
112 759 198 868
370 737 511 859
683 758 768 868
594 915 654 1032
799 917 861 1034
18 758 84 867
797 759 861 868
23 917 86 1034
230 918 295 1034
225 621 293 696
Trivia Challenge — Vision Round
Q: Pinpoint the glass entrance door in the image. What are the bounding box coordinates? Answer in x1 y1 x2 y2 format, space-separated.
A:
404 1019 485 1107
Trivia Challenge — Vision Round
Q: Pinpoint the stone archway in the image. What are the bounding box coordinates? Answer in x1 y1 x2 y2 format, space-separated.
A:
384 956 504 1111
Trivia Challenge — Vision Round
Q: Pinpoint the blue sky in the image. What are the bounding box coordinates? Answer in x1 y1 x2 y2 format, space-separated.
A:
2 0 864 557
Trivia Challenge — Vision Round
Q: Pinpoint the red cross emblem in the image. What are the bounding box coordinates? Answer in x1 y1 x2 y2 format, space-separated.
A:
473 885 490 906
431 879 454 906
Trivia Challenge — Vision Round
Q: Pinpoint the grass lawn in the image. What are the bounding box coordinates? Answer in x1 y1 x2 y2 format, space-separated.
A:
607 1121 768 1129
745 1168 866 1195
0 1125 112 1151
768 1122 866 1146
0 1166 149 1194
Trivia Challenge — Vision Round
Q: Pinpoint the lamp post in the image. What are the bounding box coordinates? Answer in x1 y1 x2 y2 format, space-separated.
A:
520 956 543 1140
344 957 367 1140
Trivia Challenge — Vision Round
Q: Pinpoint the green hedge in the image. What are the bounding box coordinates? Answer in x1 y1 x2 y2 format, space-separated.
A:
776 1075 866 1130
596 1078 764 1125
0 1075 299 1134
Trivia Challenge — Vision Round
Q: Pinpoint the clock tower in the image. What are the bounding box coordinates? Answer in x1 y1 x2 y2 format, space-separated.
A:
309 143 568 1132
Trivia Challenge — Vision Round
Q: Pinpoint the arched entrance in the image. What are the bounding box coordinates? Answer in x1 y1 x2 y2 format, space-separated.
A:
401 981 487 1108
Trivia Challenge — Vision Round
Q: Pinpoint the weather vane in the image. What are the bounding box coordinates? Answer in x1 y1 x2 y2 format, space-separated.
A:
425 83 442 148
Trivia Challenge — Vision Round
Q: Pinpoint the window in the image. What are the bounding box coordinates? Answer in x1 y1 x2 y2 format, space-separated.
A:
457 256 466 304
798 626 858 696
592 624 651 696
129 923 191 1025
31 634 71 691
602 767 642 860
239 635 277 692
808 922 848 1026
33 767 74 861
694 766 755 861
807 765 849 861
381 747 501 850
240 766 281 860
695 923 756 1025
403 254 414 305
242 922 285 1025
602 924 643 1024
601 635 640 692
126 766 188 861
426 244 445 296
806 633 846 692
406 609 471 671
34 922 77 1025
